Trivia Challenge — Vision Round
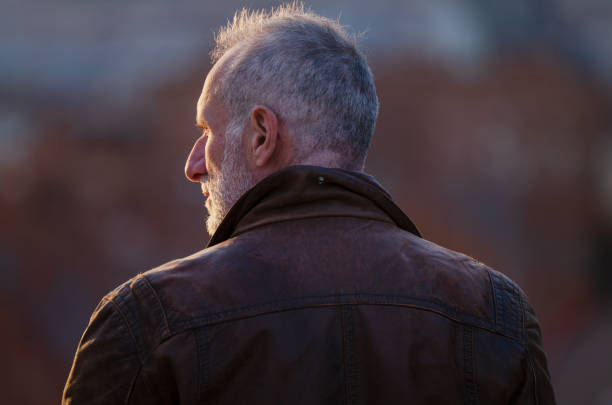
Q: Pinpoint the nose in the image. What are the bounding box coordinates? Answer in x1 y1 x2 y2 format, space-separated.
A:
185 135 207 182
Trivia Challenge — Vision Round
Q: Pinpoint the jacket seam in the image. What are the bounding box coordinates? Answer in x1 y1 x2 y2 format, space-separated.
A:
113 285 153 363
195 326 209 402
231 214 395 238
125 361 159 404
182 302 492 333
168 296 521 342
99 298 145 403
491 273 505 335
340 307 348 405
486 270 498 331
124 362 144 404
528 353 539 405
472 327 480 403
519 286 527 345
520 291 538 404
107 298 145 365
463 325 478 405
184 293 487 325
488 270 522 340
141 274 170 334
341 305 360 405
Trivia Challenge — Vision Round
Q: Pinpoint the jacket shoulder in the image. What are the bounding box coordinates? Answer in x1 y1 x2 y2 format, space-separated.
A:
403 234 526 341
63 272 173 403
138 243 256 330
100 270 171 361
138 231 530 343
486 266 529 342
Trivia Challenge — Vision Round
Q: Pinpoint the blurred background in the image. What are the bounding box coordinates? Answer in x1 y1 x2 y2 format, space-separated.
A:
1 0 611 403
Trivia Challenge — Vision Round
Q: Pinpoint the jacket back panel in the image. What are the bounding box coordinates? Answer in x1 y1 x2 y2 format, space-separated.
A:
139 216 528 404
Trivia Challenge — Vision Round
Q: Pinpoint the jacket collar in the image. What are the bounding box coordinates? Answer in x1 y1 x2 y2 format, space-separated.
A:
207 165 421 247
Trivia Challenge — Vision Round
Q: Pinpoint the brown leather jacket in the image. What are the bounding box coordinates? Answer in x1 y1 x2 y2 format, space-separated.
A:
63 166 555 404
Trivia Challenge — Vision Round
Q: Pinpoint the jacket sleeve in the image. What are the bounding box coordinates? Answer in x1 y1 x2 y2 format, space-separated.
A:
510 291 557 405
62 297 144 404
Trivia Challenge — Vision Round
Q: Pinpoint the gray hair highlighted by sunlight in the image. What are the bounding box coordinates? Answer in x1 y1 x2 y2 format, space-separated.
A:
211 2 379 169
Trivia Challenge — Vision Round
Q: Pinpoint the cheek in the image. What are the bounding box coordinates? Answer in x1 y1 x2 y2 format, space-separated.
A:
206 136 225 171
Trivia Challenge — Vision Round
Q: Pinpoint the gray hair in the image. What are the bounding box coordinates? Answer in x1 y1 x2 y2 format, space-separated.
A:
211 2 379 169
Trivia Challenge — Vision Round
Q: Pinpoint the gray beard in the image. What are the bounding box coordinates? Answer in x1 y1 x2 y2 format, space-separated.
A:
204 122 255 236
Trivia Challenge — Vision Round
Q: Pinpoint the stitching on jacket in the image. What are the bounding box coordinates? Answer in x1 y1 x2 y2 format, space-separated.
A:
486 270 498 331
490 272 504 335
87 298 145 402
341 305 360 405
186 293 486 326
169 293 521 342
109 276 171 364
520 290 539 404
529 353 540 405
107 296 147 364
178 297 493 335
518 285 526 345
472 326 480 403
488 271 522 341
231 214 395 238
124 362 145 405
141 274 171 336
195 327 209 403
132 276 167 348
507 282 521 341
113 277 167 363
463 325 478 405
340 308 349 405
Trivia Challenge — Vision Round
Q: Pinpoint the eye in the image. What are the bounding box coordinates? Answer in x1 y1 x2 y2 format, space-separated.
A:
195 124 210 137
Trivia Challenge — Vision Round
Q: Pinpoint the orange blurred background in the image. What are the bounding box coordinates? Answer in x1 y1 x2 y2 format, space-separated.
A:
1 1 611 403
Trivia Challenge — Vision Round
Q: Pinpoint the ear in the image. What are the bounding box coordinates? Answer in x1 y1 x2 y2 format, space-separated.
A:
249 105 279 167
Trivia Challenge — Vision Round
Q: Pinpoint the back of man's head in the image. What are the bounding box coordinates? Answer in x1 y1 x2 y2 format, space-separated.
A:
211 2 379 170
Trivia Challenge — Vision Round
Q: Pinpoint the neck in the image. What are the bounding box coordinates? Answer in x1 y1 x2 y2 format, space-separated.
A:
291 150 362 172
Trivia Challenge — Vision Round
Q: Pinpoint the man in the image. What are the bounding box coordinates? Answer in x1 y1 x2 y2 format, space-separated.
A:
63 4 555 404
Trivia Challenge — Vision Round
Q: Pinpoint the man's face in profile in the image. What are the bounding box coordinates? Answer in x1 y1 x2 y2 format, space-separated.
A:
185 64 254 236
